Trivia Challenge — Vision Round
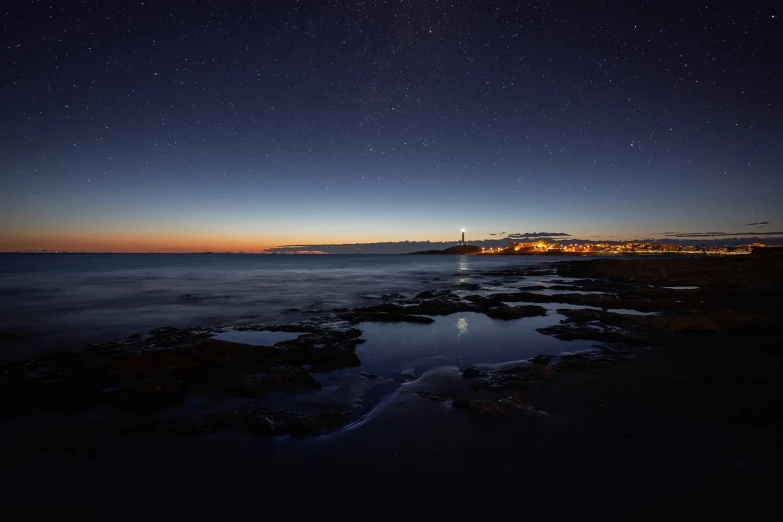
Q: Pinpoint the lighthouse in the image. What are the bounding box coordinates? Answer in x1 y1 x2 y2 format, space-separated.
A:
461 228 466 246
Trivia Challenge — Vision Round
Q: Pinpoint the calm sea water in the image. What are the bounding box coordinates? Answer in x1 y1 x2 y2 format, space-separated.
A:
0 253 589 364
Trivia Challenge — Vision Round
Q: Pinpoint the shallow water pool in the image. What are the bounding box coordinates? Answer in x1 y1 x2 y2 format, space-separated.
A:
211 329 301 345
356 312 596 376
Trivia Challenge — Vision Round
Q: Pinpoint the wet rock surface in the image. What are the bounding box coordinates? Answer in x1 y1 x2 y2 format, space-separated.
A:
411 345 634 419
462 361 546 390
555 345 635 371
117 406 348 438
460 345 632 391
221 406 348 437
341 311 435 324
453 394 549 417
342 289 545 323
486 304 547 320
537 323 651 346
0 319 364 419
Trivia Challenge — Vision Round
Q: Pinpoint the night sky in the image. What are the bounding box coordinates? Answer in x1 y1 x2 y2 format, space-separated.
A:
2 1 781 252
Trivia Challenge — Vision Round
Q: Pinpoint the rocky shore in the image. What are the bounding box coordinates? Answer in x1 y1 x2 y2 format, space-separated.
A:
1 253 781 519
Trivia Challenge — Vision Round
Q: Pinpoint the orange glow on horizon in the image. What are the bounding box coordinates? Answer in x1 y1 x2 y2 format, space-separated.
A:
0 231 281 253
0 229 464 253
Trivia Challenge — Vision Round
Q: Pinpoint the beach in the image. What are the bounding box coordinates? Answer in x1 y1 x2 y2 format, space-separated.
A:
1 252 781 520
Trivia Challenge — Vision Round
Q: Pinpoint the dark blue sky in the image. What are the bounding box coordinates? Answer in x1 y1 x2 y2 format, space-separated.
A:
2 0 781 251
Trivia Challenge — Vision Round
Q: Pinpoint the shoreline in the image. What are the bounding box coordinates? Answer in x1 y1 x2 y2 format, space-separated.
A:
1 253 782 519
2 253 781 433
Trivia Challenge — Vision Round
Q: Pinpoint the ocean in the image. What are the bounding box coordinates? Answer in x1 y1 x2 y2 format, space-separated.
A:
0 253 597 366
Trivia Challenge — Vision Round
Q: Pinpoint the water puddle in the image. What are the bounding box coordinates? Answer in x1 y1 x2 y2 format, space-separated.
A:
607 309 658 316
663 286 699 290
502 301 655 316
503 301 601 311
356 312 596 376
211 329 301 345
526 289 609 296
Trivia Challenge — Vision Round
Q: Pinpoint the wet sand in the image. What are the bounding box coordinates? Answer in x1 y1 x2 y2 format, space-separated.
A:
1 253 782 520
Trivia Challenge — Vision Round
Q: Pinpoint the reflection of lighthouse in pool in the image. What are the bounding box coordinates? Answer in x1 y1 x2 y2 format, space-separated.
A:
461 228 466 246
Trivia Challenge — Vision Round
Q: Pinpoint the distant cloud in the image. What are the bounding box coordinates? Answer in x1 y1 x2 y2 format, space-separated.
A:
507 232 571 239
489 233 497 236
664 231 783 238
745 221 770 226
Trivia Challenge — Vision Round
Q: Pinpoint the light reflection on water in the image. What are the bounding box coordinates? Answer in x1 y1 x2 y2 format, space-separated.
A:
457 255 470 283
455 316 469 337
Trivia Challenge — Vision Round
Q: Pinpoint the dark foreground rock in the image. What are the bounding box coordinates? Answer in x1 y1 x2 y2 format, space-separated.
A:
341 311 435 324
462 361 558 390
453 393 549 416
556 345 635 371
0 320 365 419
117 406 348 438
343 289 546 322
486 304 547 320
537 323 651 346
461 346 632 392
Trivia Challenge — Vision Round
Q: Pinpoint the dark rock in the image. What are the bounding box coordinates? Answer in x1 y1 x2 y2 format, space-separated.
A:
559 308 603 323
536 364 560 380
110 379 186 410
357 372 379 379
126 406 350 438
644 310 763 333
237 407 346 437
453 393 548 416
416 391 450 402
488 290 683 313
0 319 367 418
537 324 650 346
555 346 634 372
58 443 98 460
462 367 486 378
453 398 506 415
463 363 534 390
120 418 210 436
531 354 553 365
497 394 550 416
232 369 321 398
381 293 406 300
243 413 277 436
205 410 237 430
463 295 504 309
463 359 560 389
343 312 435 324
356 291 474 317
486 305 547 320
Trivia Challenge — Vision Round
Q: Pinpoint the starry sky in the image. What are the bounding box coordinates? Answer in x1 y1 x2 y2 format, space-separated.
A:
2 0 781 252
